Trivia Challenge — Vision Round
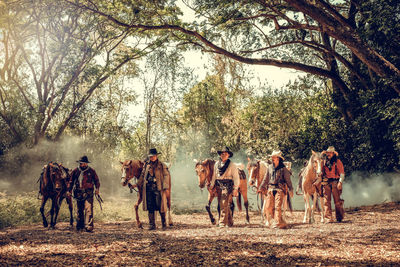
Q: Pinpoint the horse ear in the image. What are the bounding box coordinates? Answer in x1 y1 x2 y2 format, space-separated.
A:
247 157 251 162
119 161 123 165
129 160 132 165
312 150 316 155
193 159 198 163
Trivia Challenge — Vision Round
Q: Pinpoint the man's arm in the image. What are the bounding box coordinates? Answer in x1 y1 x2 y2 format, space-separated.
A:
283 168 293 193
137 163 147 187
92 169 100 194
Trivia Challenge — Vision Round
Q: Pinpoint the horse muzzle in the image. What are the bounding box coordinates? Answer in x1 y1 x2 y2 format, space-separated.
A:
120 177 127 186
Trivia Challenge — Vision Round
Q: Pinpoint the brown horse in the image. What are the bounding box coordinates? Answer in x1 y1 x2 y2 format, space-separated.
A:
39 162 73 228
247 158 269 224
195 159 250 225
299 151 325 223
120 159 173 228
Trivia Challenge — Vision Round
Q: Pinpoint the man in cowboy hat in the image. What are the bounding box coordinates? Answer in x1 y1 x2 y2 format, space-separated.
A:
321 146 345 222
137 148 170 230
68 155 100 232
258 150 293 229
210 146 240 227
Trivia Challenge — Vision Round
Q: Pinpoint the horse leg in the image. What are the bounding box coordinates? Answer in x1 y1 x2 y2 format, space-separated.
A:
242 190 250 224
135 193 143 229
259 194 265 225
217 194 221 226
303 194 309 223
67 196 74 226
167 190 173 226
50 197 56 229
206 193 216 225
40 196 49 228
320 197 325 223
53 197 61 229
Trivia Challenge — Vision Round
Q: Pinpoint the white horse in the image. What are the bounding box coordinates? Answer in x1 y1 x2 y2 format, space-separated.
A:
299 151 325 223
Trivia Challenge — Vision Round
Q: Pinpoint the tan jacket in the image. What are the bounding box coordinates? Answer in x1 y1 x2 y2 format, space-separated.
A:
137 160 170 211
210 160 240 190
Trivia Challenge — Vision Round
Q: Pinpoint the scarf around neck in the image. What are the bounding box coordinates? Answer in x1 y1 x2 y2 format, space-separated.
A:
218 159 231 176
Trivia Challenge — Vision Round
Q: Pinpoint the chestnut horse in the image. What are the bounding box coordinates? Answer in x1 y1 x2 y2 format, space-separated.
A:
120 159 173 228
247 159 293 225
195 159 250 225
299 151 325 223
39 162 73 228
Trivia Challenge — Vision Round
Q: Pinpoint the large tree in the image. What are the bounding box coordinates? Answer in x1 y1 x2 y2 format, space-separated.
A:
0 0 167 147
67 0 399 120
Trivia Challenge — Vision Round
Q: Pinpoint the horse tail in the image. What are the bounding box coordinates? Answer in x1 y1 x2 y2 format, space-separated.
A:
237 191 242 212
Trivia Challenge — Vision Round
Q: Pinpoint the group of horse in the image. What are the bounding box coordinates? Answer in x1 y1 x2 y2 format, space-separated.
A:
37 150 325 230
194 150 326 226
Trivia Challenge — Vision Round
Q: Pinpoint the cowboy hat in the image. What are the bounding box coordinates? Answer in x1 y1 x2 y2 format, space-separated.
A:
217 146 233 158
269 150 285 160
325 146 339 156
148 148 161 157
77 155 90 163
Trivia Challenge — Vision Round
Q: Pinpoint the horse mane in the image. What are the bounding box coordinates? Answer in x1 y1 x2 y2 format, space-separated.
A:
258 160 269 180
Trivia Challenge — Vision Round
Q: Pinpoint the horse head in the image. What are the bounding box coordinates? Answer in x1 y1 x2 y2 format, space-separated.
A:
247 158 260 187
195 159 214 189
310 150 323 177
120 160 143 187
42 162 64 193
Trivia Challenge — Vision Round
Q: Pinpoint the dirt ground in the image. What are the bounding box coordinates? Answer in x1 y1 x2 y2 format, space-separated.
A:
1 202 399 266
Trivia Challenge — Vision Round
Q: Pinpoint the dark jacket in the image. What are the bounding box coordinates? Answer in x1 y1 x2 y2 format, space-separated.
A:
69 166 100 191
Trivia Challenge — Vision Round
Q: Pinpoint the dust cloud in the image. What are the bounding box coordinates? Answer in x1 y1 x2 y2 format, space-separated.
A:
0 138 399 213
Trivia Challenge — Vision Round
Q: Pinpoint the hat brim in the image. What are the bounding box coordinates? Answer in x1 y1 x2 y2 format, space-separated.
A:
217 151 233 158
76 160 90 163
269 155 285 161
148 152 161 157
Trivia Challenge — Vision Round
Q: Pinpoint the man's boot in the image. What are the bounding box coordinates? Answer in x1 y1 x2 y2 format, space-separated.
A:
148 212 156 230
160 212 167 230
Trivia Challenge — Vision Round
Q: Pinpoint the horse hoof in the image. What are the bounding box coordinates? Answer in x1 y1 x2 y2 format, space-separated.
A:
43 222 48 228
138 223 143 229
169 223 173 227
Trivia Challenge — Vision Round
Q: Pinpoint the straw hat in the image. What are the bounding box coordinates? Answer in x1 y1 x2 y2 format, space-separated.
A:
269 150 285 160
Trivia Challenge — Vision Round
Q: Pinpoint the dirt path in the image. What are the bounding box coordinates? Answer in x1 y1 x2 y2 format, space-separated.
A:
1 202 400 266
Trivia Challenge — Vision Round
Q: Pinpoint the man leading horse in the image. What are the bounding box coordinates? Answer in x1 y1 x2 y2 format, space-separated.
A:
137 148 170 230
209 146 240 228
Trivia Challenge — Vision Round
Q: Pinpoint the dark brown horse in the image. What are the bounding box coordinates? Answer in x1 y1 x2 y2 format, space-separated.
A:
120 159 173 228
195 159 250 225
39 162 73 228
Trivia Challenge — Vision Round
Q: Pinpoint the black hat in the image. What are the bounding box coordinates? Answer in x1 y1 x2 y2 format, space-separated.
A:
77 155 90 163
148 148 161 157
217 146 233 158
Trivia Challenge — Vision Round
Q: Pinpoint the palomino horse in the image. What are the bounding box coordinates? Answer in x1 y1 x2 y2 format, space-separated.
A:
39 162 73 228
195 159 250 225
120 160 173 228
299 151 325 223
247 158 269 223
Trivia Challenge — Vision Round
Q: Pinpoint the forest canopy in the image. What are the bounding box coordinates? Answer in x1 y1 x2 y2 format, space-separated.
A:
0 0 399 173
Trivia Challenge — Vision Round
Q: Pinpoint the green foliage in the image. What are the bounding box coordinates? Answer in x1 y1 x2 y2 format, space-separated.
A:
0 192 140 229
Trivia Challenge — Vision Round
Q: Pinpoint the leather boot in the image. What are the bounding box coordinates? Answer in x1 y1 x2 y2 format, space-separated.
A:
160 212 167 230
148 212 156 230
